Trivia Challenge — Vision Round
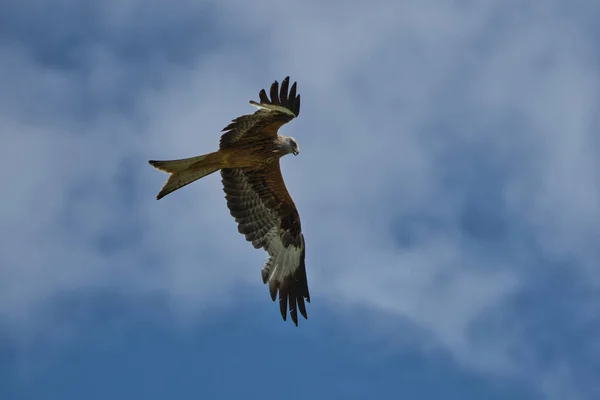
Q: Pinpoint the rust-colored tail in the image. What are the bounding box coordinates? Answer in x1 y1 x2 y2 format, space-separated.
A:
148 152 222 200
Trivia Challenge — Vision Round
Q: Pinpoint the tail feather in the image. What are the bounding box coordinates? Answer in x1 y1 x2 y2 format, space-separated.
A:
148 153 220 200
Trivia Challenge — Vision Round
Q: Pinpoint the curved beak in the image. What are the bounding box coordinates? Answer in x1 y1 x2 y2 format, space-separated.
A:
292 149 299 156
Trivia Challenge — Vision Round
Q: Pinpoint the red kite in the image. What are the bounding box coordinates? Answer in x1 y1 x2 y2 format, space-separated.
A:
149 77 309 325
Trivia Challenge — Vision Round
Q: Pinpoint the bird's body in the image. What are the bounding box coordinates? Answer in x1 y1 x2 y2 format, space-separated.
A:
149 77 310 325
218 136 292 168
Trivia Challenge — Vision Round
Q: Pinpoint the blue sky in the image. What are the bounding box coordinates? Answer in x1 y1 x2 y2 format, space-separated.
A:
1 0 599 399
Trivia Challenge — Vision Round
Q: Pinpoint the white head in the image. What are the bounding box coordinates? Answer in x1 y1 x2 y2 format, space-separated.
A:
281 136 300 156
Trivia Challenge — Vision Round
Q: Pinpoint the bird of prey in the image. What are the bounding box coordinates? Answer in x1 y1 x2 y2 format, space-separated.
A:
148 77 309 325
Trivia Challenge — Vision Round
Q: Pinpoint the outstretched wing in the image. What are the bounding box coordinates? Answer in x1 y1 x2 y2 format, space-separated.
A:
219 76 301 148
221 163 310 325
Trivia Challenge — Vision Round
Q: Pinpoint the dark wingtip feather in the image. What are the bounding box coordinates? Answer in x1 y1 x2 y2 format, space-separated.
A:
289 82 297 101
280 77 290 104
269 280 278 302
289 298 298 326
279 291 288 322
261 268 269 284
297 297 307 320
269 80 280 105
259 89 269 104
295 95 301 117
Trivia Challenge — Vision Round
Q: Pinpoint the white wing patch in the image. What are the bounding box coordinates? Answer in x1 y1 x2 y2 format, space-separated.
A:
262 227 303 284
249 100 297 117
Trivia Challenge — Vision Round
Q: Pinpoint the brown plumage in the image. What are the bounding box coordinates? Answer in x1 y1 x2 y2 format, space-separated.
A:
148 77 310 325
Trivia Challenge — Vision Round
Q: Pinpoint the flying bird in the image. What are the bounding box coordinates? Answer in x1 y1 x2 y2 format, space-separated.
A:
148 77 309 325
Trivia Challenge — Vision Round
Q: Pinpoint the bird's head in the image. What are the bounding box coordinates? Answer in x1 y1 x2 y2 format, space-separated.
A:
282 136 300 156
289 137 300 156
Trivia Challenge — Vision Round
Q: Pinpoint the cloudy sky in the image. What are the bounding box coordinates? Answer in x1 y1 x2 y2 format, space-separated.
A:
2 0 599 399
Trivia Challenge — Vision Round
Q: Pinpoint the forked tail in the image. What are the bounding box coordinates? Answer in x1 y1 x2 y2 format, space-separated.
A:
148 153 221 200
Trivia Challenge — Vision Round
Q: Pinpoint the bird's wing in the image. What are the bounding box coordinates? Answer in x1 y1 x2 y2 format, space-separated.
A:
219 76 301 148
221 162 309 325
